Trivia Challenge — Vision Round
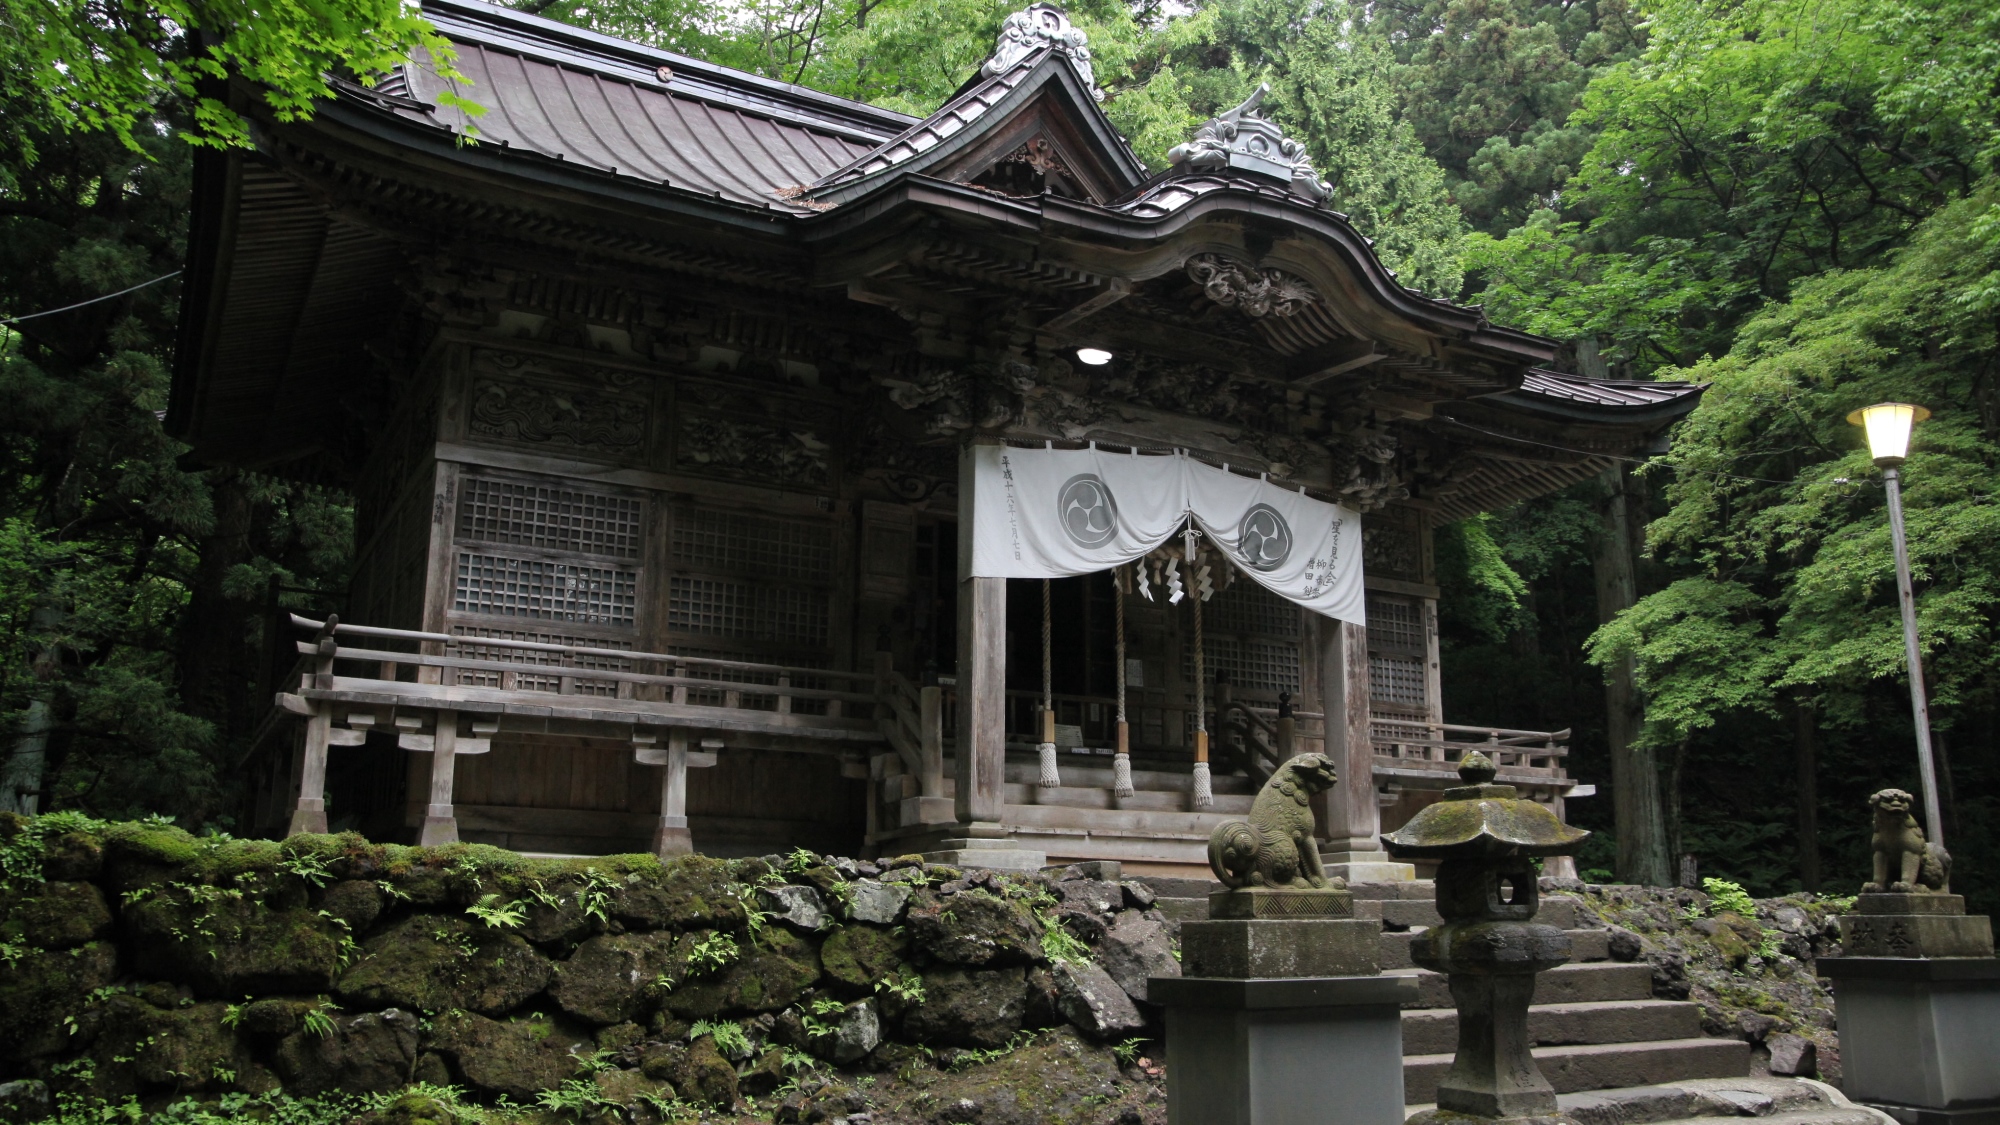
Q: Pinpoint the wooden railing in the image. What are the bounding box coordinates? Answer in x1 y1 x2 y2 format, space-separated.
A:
288 613 878 718
1369 717 1570 782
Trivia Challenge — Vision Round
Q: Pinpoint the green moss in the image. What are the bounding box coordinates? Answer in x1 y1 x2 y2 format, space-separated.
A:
0 941 118 1064
821 924 908 991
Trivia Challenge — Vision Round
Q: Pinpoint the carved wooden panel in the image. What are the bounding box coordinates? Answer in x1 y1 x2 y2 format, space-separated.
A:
672 379 833 489
465 348 651 460
1363 506 1426 581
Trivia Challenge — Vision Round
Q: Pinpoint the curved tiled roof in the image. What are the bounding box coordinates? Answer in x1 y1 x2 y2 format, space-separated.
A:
362 0 907 214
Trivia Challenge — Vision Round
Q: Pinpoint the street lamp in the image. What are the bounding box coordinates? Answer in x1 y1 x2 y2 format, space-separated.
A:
1847 402 1944 850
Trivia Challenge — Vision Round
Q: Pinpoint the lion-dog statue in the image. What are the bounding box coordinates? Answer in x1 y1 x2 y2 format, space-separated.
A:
1862 787 1952 894
1208 753 1342 889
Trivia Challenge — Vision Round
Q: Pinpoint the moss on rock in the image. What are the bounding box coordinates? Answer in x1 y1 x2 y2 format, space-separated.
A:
905 888 1045 967
680 1034 738 1108
336 914 553 1017
124 891 346 997
86 996 249 1095
0 881 112 948
901 967 1030 1049
663 927 820 1020
549 930 680 1025
612 855 746 931
271 1007 421 1096
0 941 117 1064
820 923 907 991
428 1010 585 1102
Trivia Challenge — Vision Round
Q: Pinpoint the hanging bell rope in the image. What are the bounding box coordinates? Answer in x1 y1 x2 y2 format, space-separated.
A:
1187 527 1214 810
1112 569 1135 800
1038 578 1061 789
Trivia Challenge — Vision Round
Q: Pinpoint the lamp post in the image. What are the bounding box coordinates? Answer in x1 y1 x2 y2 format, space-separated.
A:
1847 402 1944 850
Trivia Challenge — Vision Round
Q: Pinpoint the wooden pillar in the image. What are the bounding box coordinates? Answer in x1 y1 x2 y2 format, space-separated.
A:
954 443 1007 831
920 684 945 800
418 710 459 847
1320 617 1379 857
287 709 332 836
653 733 693 857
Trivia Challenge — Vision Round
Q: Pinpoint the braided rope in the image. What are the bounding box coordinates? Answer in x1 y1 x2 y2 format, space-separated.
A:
1112 571 1134 799
1038 578 1060 789
1189 533 1213 808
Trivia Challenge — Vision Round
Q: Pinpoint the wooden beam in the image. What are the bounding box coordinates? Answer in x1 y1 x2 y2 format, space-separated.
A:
1287 339 1386 386
1039 278 1132 334
653 732 693 858
1319 618 1378 856
956 443 1006 828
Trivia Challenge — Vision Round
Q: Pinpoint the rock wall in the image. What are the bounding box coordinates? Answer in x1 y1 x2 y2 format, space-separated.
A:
0 815 1178 1122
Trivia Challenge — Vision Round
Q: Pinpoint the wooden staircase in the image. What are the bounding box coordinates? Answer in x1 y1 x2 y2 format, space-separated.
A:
1137 877 1751 1105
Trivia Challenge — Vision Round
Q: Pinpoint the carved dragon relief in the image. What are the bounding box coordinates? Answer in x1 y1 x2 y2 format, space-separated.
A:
1185 254 1320 319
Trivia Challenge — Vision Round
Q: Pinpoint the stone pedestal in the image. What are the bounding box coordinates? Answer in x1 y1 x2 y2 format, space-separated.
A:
1840 894 1995 958
1152 975 1416 1125
918 834 1047 873
1321 847 1418 885
1820 957 2000 1125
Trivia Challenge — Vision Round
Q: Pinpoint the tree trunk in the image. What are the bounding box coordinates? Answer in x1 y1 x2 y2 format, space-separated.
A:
1594 465 1671 885
176 470 257 733
1794 695 1820 892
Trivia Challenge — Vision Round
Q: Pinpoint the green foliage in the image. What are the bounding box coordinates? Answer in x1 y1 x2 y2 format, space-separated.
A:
1435 515 1531 643
687 931 741 976
875 964 926 1003
535 1078 620 1118
1702 877 1757 918
689 1017 751 1057
466 894 528 930
1112 1037 1145 1066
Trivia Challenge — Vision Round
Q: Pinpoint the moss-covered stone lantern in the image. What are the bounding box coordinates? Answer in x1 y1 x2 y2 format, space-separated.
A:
1383 751 1589 1123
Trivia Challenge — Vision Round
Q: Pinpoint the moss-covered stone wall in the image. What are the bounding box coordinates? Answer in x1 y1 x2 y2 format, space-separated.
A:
0 814 1176 1124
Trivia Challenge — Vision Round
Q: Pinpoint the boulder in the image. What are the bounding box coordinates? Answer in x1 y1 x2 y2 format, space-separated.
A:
593 1067 677 1112
0 1079 50 1123
124 895 346 997
663 928 821 1020
1120 881 1157 910
272 1008 420 1095
819 924 907 991
758 885 829 932
88 996 244 1093
614 856 748 931
317 881 383 932
0 881 111 948
239 998 312 1038
1053 961 1144 1038
824 999 880 1064
844 880 911 924
905 889 1044 966
901 967 1030 1048
345 1090 460 1125
1768 1032 1817 1076
681 1034 739 1108
1607 927 1644 962
0 941 116 1064
1054 879 1123 917
877 1027 1125 1125
336 915 553 1017
736 1047 787 1096
549 931 679 1025
428 1010 581 1102
1095 911 1177 1003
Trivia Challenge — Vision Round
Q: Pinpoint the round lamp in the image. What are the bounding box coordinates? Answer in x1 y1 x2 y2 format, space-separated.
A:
1846 402 1930 466
1075 347 1114 366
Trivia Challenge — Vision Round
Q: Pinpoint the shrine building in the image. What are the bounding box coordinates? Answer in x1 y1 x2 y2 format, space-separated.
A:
170 0 1701 876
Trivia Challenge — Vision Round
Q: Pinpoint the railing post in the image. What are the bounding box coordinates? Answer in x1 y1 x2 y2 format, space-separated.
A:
287 707 331 836
777 671 792 715
920 685 945 800
419 709 461 847
653 732 692 857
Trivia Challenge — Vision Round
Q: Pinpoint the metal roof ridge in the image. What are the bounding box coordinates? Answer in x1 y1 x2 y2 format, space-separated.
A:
805 50 1047 191
421 0 916 142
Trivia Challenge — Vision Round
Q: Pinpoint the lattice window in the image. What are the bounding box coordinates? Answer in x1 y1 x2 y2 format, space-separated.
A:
668 577 828 646
457 477 642 558
672 509 832 582
1185 637 1300 695
454 553 637 627
1206 579 1300 638
1366 594 1425 651
1370 654 1427 708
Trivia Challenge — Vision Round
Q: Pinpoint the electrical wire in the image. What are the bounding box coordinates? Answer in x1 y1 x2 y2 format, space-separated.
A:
1435 414 1871 488
0 271 183 325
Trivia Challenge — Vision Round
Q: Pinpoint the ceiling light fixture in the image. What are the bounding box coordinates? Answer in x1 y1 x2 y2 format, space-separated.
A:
1075 347 1114 366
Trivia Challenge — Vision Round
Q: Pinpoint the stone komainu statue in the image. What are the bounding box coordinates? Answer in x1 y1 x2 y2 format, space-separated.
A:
1864 787 1951 893
1208 753 1342 889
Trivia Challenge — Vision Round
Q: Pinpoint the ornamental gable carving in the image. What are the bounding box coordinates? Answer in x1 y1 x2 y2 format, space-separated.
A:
1186 254 1320 320
467 349 650 457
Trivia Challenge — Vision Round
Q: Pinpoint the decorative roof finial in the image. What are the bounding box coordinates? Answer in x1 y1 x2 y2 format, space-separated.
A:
981 4 1099 99
1167 84 1332 202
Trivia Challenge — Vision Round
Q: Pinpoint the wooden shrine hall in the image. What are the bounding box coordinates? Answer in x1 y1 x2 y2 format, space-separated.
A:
171 0 1702 875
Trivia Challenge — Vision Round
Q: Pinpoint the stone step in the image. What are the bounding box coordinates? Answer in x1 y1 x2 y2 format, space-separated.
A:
1402 1000 1704 1055
1557 1077 1878 1125
1408 1078 1880 1123
1152 897 1209 924
1347 880 1438 901
1402 962 1656 1009
1382 927 1609 970
1403 1039 1751 1105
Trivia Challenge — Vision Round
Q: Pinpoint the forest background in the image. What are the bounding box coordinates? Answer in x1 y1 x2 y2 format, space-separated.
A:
3 0 1998 910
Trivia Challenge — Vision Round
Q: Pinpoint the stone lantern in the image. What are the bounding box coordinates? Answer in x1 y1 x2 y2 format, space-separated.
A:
1383 751 1589 1123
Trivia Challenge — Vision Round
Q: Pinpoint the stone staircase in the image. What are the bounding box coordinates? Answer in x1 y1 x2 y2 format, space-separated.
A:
1135 876 1750 1105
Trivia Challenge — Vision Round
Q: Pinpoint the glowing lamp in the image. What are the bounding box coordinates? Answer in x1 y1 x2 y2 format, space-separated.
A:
1846 402 1930 466
1075 347 1114 366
